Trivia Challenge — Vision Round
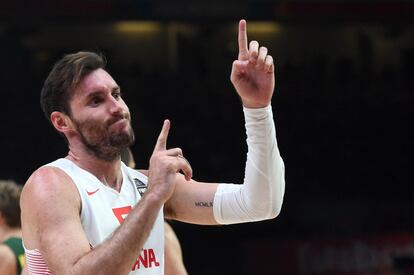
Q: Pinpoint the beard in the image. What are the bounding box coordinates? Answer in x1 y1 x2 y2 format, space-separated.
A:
73 113 135 161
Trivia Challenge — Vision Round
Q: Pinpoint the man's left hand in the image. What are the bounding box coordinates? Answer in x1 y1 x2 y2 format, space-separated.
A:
230 19 275 108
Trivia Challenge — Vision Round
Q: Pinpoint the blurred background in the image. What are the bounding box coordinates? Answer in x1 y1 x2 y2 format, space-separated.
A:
1 0 414 274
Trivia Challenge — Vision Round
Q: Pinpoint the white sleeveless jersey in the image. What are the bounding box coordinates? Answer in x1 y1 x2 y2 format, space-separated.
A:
25 158 164 275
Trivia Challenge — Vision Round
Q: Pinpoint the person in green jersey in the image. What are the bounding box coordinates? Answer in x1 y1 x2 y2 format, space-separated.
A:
0 180 25 275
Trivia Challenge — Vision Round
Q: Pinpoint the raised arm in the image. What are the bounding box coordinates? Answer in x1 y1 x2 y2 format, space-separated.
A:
165 19 285 225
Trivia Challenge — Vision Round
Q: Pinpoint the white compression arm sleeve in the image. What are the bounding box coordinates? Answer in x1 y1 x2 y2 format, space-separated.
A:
213 105 285 224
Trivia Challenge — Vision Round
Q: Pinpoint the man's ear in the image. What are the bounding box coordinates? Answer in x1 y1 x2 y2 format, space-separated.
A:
50 111 74 135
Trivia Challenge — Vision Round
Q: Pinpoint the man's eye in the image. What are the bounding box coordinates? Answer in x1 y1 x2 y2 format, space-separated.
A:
113 92 122 100
90 98 102 106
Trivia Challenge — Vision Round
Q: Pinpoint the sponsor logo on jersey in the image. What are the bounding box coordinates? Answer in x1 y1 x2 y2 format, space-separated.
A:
133 178 147 197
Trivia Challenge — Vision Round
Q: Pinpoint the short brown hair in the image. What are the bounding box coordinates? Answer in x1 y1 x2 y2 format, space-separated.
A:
0 180 22 228
40 51 106 122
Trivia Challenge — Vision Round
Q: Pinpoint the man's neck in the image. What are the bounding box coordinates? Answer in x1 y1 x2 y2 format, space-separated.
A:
67 147 124 192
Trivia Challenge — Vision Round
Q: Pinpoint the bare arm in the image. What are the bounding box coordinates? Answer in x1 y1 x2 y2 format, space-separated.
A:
0 244 17 275
164 176 218 224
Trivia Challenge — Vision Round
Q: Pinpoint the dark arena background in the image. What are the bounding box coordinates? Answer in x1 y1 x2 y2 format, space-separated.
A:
1 1 414 274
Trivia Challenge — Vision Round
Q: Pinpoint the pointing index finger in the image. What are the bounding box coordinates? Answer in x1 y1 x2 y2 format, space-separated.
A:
153 119 170 152
238 19 249 60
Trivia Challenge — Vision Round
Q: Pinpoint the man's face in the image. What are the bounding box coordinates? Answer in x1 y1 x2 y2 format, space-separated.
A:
68 68 135 161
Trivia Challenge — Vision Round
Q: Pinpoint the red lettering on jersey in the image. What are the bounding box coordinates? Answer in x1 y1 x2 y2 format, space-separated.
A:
112 206 132 224
132 249 148 270
131 249 160 270
148 249 160 267
140 249 149 268
132 258 140 271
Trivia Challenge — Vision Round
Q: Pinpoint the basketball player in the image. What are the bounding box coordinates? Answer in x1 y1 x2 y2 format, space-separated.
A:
0 180 25 275
20 19 285 274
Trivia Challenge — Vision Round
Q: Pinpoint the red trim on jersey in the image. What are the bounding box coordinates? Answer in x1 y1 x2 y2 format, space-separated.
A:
25 248 52 275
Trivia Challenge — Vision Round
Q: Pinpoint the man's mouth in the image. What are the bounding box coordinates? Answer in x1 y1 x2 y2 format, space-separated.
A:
111 118 128 128
107 115 128 127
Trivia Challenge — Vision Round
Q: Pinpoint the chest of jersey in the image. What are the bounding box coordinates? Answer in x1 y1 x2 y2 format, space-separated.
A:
48 159 165 275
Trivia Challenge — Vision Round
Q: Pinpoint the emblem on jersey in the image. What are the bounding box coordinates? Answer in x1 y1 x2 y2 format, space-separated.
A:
86 188 100 196
134 178 147 196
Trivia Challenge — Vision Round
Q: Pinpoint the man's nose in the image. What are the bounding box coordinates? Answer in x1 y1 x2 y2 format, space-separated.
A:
108 97 123 115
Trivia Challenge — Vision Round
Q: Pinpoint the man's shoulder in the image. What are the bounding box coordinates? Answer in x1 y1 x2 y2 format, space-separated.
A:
22 164 79 206
0 245 16 274
31 164 66 179
0 244 15 264
25 165 71 190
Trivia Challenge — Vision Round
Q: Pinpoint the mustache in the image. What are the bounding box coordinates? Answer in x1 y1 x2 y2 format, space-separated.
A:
106 113 130 127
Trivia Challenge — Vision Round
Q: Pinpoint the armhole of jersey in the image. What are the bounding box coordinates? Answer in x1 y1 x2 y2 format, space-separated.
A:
44 161 85 218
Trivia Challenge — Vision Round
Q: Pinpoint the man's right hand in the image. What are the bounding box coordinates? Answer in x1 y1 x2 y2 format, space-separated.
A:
147 120 193 203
